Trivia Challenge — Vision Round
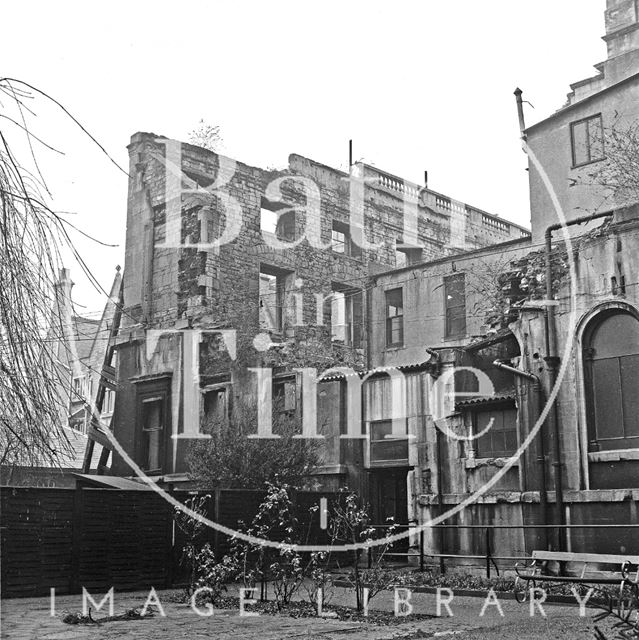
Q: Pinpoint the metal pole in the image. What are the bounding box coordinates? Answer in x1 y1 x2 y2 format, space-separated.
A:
420 529 424 572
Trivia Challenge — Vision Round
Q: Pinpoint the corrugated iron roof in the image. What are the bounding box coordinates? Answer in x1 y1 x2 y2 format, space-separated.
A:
455 393 516 408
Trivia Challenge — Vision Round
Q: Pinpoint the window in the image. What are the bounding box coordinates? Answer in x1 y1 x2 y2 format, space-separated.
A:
203 386 229 431
571 114 604 167
474 405 518 458
260 198 295 242
444 274 466 338
273 377 296 415
331 227 346 253
141 397 164 473
584 311 639 451
330 285 363 348
72 377 84 400
331 220 362 258
395 239 422 267
259 264 293 333
103 389 115 415
385 288 404 347
369 420 408 463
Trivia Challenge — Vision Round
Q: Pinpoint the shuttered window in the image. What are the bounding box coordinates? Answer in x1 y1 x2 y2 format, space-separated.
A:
584 311 639 451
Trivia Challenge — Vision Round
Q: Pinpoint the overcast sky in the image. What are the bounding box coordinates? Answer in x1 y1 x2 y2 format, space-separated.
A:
2 0 606 314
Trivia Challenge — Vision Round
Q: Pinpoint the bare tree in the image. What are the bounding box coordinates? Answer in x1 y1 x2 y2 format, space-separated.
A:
0 78 123 467
581 118 639 209
188 119 222 152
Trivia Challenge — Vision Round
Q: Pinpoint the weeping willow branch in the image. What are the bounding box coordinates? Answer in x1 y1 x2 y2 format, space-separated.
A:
0 78 122 468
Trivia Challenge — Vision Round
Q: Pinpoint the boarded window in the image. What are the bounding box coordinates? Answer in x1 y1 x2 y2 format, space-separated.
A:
385 288 404 347
584 311 639 450
571 114 604 167
444 274 466 338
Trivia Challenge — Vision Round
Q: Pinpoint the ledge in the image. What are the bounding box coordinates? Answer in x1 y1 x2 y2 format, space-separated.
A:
464 456 519 469
417 489 639 506
588 448 639 463
311 465 347 476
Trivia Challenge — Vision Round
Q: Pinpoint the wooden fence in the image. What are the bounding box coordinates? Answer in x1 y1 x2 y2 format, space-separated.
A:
0 486 335 598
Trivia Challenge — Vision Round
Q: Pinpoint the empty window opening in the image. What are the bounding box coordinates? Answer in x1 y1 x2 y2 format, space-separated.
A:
261 198 296 242
395 238 422 267
259 264 293 333
331 220 362 258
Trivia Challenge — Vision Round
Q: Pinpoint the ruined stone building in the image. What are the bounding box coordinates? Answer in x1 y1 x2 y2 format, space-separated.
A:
103 2 637 558
107 132 527 514
365 0 639 562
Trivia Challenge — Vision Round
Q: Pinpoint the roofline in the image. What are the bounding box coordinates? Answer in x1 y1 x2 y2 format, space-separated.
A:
371 236 532 282
524 71 639 135
130 133 529 234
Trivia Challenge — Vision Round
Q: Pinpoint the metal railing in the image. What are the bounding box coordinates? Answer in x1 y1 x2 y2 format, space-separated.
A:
365 523 639 578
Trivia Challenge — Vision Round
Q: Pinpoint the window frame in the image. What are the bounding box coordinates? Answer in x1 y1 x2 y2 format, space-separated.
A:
444 273 466 339
385 287 404 348
134 377 171 475
471 402 518 459
330 284 363 348
570 113 605 168
140 396 165 474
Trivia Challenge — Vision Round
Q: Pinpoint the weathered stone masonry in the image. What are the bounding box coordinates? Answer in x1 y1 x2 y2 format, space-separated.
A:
111 131 529 490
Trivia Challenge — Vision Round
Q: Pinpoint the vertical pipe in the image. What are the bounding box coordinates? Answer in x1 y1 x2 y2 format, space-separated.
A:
544 227 564 552
420 529 425 572
514 88 526 139
485 527 491 579
543 212 612 553
349 139 353 169
435 423 446 574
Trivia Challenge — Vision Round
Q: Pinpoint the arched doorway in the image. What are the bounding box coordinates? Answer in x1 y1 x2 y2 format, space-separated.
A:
583 309 639 453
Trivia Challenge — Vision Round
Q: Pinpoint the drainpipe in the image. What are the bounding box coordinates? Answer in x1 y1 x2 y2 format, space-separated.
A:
544 211 613 552
514 88 527 139
425 347 446 573
435 417 446 574
493 360 549 550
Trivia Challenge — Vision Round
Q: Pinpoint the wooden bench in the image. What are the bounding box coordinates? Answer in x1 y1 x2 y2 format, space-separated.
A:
514 551 639 603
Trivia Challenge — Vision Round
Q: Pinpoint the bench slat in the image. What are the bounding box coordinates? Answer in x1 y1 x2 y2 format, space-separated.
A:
517 574 627 585
531 551 639 565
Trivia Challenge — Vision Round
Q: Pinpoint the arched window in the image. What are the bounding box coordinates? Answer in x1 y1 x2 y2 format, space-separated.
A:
583 310 639 451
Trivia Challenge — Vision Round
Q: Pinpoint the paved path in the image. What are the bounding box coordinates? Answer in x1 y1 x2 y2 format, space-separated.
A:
0 587 619 639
